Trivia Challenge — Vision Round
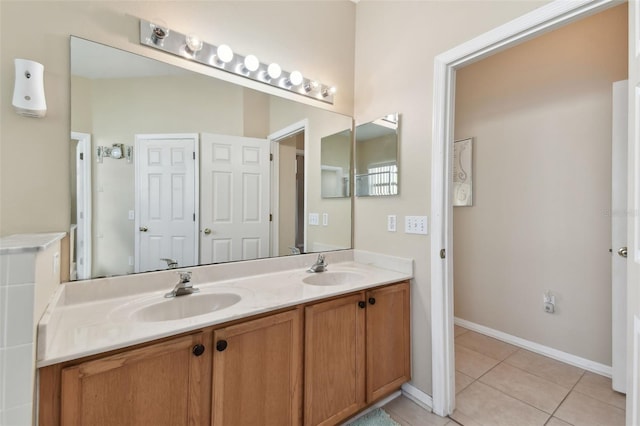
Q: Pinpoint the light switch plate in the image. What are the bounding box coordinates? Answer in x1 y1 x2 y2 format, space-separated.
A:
309 213 319 226
405 216 428 235
322 213 329 226
387 215 397 232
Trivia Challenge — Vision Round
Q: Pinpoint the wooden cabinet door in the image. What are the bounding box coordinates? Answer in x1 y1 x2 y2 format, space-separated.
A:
304 293 366 426
212 309 302 426
366 281 411 402
60 333 210 426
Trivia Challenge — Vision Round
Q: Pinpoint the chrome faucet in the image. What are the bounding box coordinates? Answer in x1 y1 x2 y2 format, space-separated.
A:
307 254 328 273
289 246 301 255
161 258 179 269
164 271 199 298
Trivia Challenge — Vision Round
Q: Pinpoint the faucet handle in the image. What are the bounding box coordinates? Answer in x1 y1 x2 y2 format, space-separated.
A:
317 253 326 263
178 271 192 283
161 258 178 269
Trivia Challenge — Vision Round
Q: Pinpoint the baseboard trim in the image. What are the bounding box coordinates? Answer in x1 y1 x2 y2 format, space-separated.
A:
454 317 612 378
401 383 433 411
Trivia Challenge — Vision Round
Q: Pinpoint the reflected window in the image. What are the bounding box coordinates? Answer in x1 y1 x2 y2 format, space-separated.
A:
365 163 398 196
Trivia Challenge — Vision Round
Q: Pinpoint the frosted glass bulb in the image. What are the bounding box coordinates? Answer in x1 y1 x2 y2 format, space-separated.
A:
185 34 203 53
267 63 282 79
289 70 303 86
217 44 234 63
329 86 337 95
244 55 260 72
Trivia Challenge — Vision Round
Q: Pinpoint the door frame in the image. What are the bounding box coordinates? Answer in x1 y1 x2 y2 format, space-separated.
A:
268 119 309 256
429 0 618 417
134 133 199 273
71 131 92 280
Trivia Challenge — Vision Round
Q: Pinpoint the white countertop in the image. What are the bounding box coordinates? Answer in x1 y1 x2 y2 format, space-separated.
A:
37 250 412 367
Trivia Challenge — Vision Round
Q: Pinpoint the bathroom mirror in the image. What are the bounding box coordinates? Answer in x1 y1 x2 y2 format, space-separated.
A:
70 37 353 280
320 129 352 198
355 113 399 197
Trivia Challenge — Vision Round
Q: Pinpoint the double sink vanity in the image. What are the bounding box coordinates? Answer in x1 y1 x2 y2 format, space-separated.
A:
37 250 412 425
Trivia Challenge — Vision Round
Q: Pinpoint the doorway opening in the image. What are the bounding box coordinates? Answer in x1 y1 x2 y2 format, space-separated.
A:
269 120 309 256
429 0 627 417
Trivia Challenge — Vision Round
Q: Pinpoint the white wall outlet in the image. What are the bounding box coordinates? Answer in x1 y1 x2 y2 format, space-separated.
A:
128 210 135 220
405 216 428 234
543 291 556 314
322 213 329 226
387 215 397 232
309 213 320 226
53 252 60 275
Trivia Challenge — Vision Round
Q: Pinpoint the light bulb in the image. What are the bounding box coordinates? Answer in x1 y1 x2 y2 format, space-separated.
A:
267 63 282 79
289 70 303 86
243 55 260 72
185 34 203 54
304 80 319 92
150 19 169 44
216 44 234 63
322 86 337 97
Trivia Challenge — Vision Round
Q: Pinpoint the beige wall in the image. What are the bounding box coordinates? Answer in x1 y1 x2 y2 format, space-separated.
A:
453 4 627 365
0 1 355 236
353 0 549 394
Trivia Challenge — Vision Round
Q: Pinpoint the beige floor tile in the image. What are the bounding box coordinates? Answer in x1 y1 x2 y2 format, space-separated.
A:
383 396 450 426
545 417 572 426
479 363 570 414
554 391 625 426
455 345 500 379
452 381 550 426
504 349 584 388
456 371 475 394
454 325 469 337
448 410 483 426
573 371 626 410
456 331 519 361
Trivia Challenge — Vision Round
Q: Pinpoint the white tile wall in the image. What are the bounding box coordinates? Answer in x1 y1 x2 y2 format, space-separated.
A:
4 344 33 409
2 403 33 426
0 251 38 425
5 285 34 347
0 233 63 425
5 253 36 286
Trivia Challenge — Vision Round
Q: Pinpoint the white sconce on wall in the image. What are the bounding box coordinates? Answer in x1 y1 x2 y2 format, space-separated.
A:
97 144 133 163
140 19 336 104
12 59 47 118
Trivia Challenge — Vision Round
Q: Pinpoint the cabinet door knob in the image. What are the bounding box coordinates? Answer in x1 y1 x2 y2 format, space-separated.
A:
216 340 228 352
192 344 205 356
139 226 148 232
358 301 366 309
204 228 212 235
368 297 376 305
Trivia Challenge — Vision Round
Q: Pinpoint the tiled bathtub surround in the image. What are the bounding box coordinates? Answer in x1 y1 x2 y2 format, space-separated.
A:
0 233 64 426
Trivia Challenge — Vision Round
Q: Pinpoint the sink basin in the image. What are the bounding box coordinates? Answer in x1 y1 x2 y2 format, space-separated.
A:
131 293 241 322
302 271 366 286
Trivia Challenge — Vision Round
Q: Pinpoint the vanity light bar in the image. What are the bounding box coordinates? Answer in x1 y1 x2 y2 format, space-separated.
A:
139 19 335 105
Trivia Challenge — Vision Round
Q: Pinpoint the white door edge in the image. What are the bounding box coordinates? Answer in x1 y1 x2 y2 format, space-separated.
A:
429 0 619 417
71 131 92 280
268 119 309 254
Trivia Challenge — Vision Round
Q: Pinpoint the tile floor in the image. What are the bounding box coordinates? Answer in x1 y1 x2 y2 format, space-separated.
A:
381 325 626 426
